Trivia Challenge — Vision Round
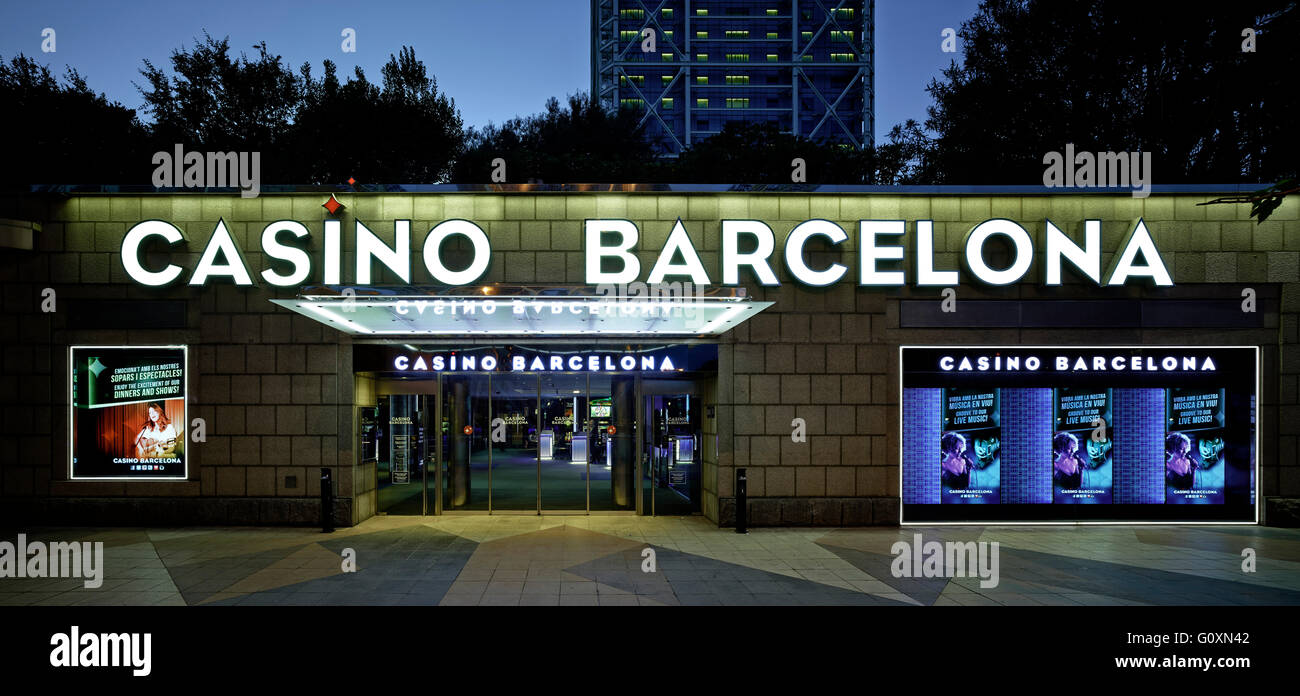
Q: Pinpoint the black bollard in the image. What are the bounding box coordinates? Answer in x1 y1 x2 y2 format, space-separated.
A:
320 467 334 533
735 468 748 534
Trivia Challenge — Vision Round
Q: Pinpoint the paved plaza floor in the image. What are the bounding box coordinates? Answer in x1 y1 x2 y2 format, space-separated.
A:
3 517 1298 606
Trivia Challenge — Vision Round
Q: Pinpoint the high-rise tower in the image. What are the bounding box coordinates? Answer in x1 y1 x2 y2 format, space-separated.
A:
592 1 874 155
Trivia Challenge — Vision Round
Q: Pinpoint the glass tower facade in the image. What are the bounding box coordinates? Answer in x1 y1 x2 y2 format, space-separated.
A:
592 0 875 155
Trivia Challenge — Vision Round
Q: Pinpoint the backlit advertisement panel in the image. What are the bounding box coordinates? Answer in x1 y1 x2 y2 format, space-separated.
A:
901 347 1257 523
70 346 188 480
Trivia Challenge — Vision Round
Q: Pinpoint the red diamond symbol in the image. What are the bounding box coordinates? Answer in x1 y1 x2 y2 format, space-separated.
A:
347 177 356 186
323 194 344 216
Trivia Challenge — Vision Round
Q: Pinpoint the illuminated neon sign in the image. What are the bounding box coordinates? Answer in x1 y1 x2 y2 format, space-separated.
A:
121 216 1172 288
393 351 677 373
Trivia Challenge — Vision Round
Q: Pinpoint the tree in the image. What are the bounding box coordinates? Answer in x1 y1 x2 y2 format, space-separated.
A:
138 34 300 181
672 122 853 184
670 120 933 185
290 48 464 184
453 93 662 183
923 0 1299 185
139 37 464 185
0 54 149 187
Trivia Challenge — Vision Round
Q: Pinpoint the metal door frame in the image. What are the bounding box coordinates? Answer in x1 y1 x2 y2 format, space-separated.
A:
433 378 442 515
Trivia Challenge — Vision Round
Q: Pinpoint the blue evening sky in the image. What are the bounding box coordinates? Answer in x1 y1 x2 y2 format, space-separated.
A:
0 0 982 142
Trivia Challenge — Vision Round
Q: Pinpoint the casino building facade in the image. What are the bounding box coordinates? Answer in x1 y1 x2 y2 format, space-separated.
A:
0 186 1297 527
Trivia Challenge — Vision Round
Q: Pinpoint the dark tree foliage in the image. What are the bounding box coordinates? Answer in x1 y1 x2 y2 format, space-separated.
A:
673 120 930 184
138 34 299 181
673 122 857 184
290 48 464 184
453 94 661 183
454 103 929 185
875 120 937 184
924 0 1298 184
139 37 464 185
0 54 150 186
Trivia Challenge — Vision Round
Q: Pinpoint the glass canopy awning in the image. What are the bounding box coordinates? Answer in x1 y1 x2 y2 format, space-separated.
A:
270 285 772 336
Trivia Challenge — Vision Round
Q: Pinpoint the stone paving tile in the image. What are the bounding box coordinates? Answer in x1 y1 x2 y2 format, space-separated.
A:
5 518 1300 606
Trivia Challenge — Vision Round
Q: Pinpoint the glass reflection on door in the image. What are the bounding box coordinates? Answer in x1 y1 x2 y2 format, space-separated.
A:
643 392 701 515
540 373 589 511
441 375 488 511
588 374 634 511
376 394 424 515
490 373 539 511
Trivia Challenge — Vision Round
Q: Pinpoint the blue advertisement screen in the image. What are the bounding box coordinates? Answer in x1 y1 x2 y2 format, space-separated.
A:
901 347 1257 523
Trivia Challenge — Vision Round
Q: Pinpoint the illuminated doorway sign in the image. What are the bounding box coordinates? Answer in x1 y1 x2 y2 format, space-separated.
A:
120 216 1172 289
394 350 677 373
355 343 717 375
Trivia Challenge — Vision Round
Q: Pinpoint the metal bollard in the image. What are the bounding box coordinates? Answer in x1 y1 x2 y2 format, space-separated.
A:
735 468 748 534
320 467 334 533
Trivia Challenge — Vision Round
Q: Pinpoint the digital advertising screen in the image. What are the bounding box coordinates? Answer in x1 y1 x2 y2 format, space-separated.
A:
69 346 188 479
901 347 1258 523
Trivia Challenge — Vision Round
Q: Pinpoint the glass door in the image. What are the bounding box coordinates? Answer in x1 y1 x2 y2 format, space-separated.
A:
587 374 622 511
440 375 488 511
376 394 424 515
641 382 703 516
427 371 704 516
540 373 590 511
489 373 539 512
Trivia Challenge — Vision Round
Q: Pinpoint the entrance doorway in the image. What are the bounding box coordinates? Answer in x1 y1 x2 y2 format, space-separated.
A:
641 381 703 516
435 372 636 514
367 394 429 516
370 372 704 516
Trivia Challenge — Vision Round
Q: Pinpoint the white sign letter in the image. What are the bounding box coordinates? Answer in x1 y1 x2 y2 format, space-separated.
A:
647 219 711 285
356 220 411 284
785 220 847 287
721 220 779 285
189 219 253 286
423 220 491 285
121 220 184 286
260 220 312 286
1044 219 1101 285
585 219 641 284
963 219 1033 286
1105 218 1173 286
859 220 905 286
